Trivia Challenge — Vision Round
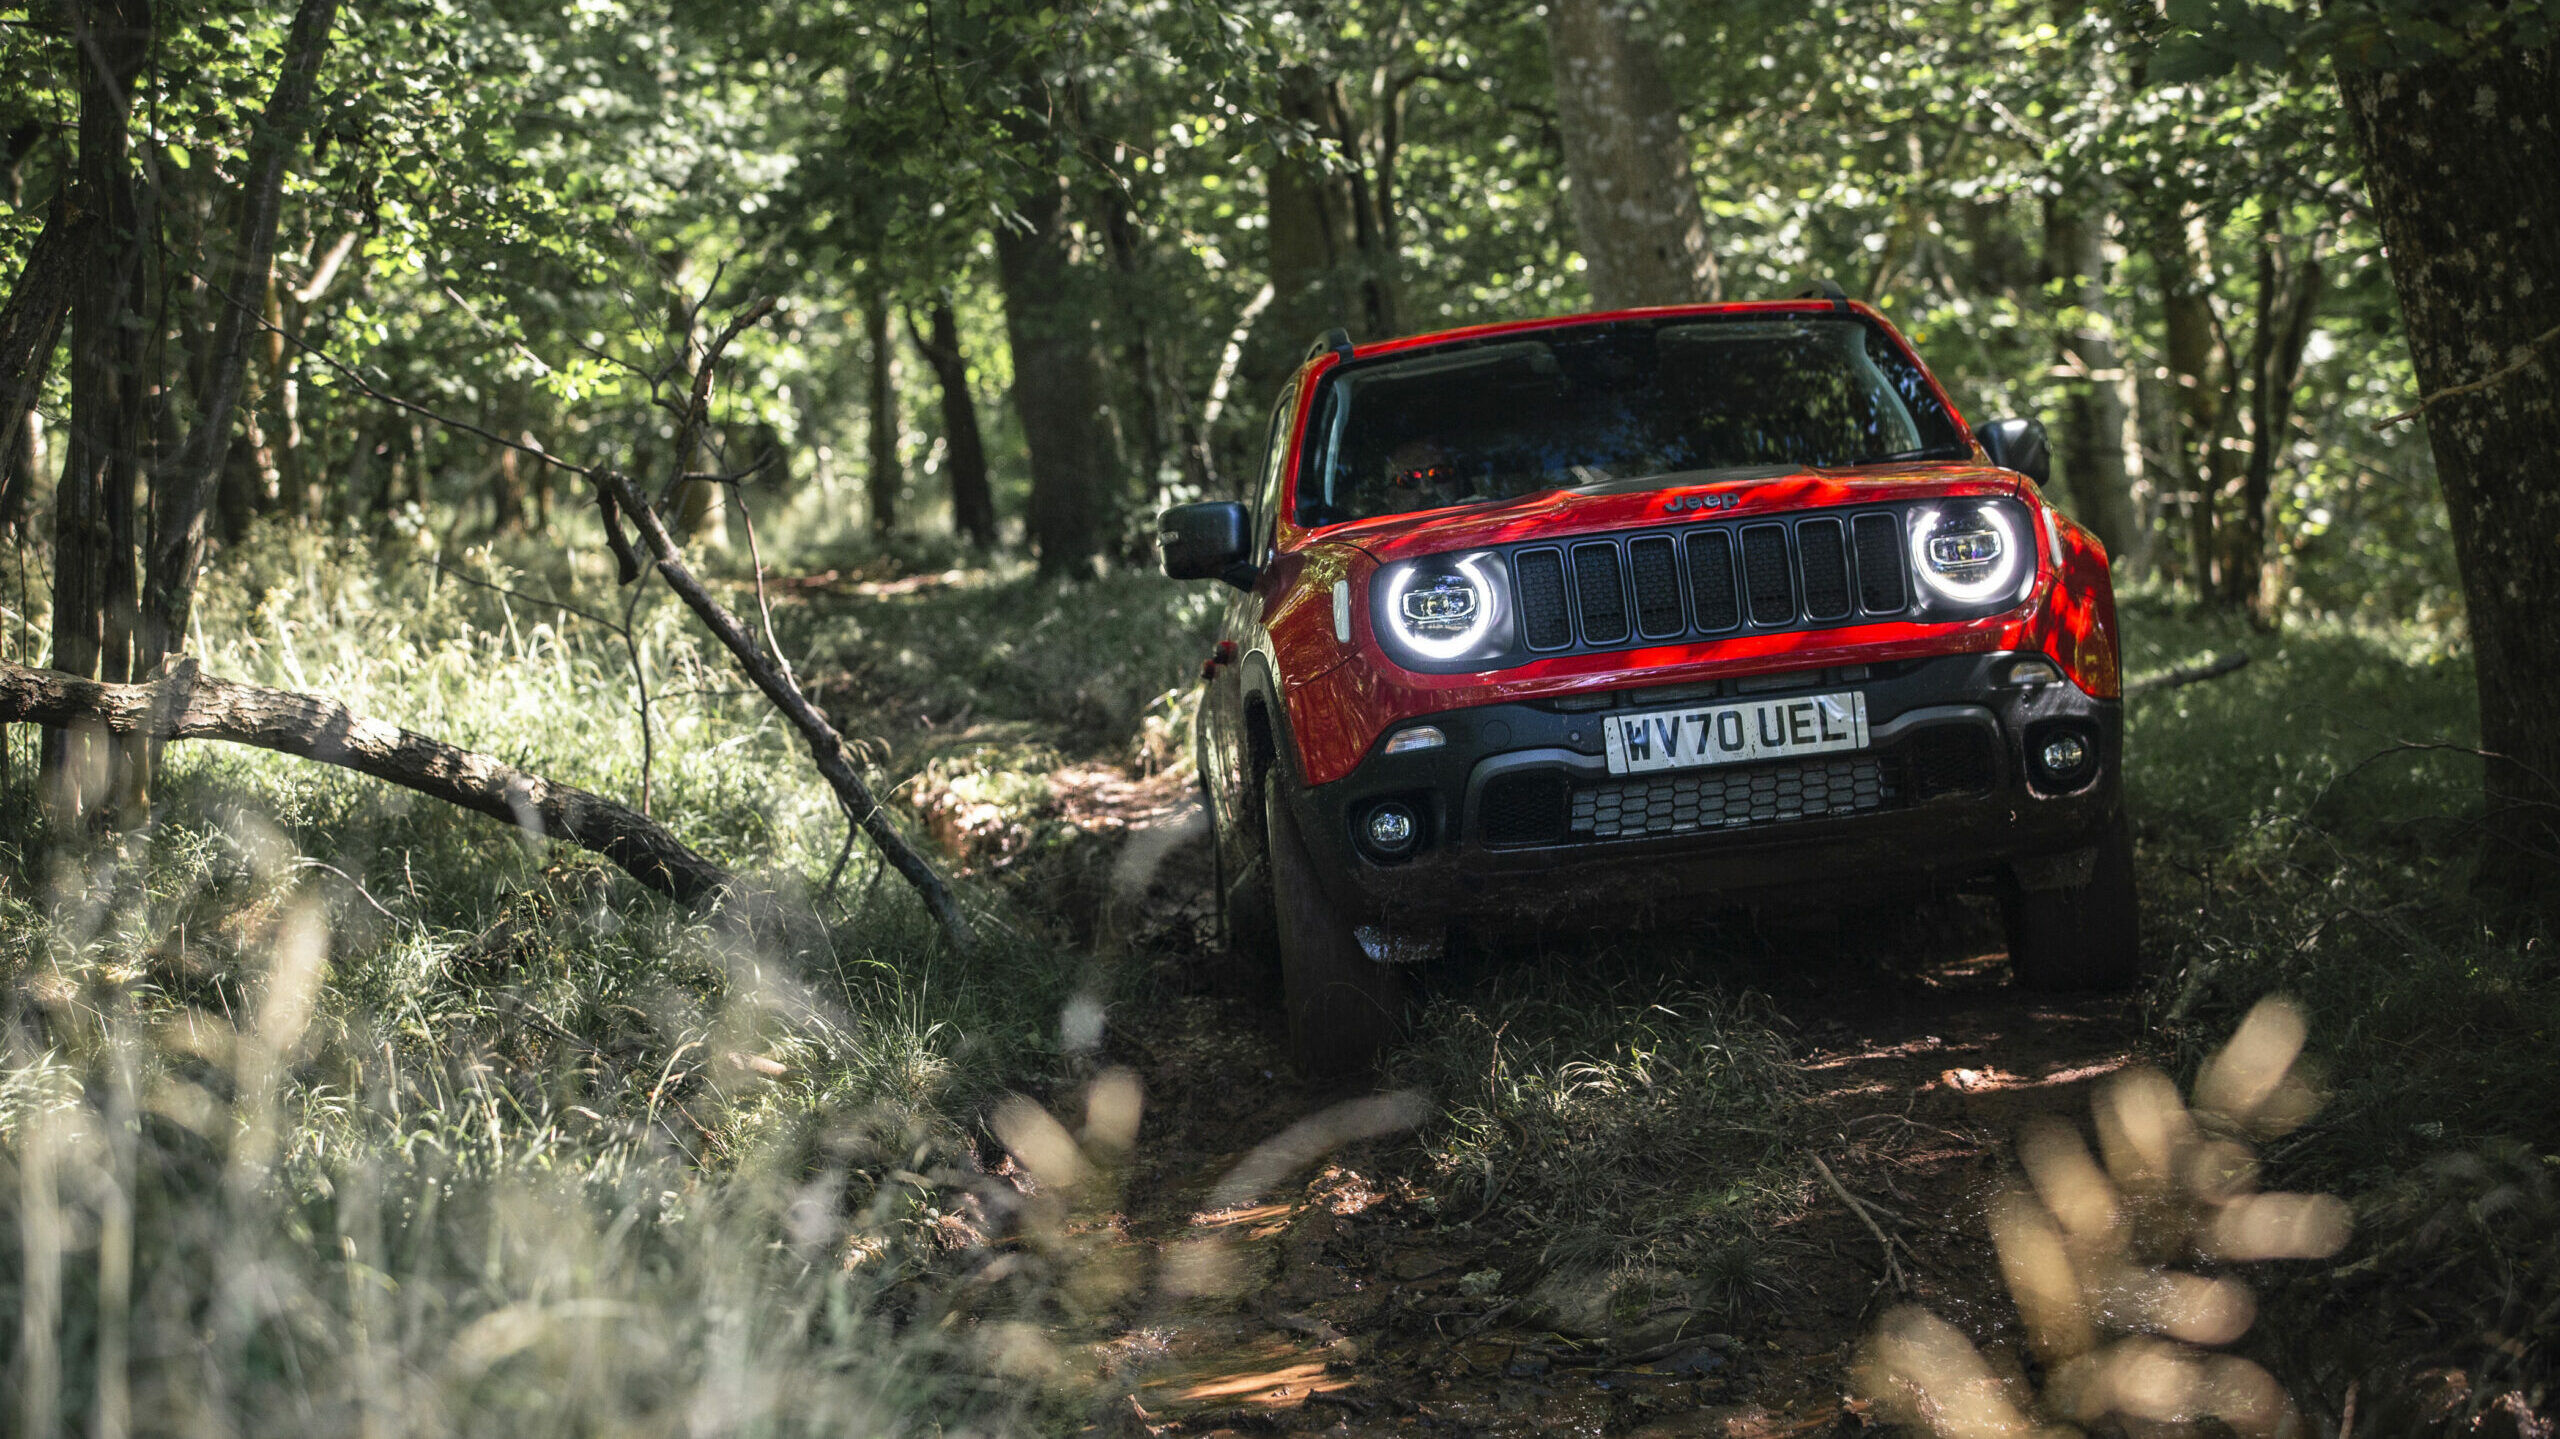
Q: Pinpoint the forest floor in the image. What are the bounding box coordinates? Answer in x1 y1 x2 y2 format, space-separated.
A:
1002 759 2139 1439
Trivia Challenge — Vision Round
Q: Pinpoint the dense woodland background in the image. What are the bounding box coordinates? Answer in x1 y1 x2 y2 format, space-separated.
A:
0 1 2556 1435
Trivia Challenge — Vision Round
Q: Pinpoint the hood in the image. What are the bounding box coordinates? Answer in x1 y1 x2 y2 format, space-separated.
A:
1318 462 2027 563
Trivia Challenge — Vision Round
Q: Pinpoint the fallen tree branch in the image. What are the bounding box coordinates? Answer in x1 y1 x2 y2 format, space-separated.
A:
2126 652 2250 696
596 469 975 952
1814 1155 1907 1295
0 655 731 904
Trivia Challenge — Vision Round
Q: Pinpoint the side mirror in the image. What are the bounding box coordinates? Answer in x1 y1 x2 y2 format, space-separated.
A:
1159 502 1255 589
1976 417 2052 487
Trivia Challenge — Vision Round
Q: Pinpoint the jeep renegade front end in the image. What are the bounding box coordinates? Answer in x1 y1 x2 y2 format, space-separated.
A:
1160 298 2133 1073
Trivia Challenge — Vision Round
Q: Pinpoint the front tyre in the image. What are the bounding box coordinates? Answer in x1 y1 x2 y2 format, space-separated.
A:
1264 773 1408 1075
2002 810 2142 991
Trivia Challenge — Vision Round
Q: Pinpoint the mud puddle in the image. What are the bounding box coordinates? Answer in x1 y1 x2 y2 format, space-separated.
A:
1032 761 2144 1437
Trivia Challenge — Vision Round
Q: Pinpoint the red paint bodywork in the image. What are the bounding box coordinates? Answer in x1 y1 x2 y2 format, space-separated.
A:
1232 300 2121 791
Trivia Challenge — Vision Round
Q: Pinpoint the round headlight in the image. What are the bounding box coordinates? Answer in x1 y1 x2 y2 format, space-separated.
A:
1909 503 2027 606
1380 553 1511 664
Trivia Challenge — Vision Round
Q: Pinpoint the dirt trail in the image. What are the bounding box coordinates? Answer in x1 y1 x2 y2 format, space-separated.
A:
1042 764 2145 1438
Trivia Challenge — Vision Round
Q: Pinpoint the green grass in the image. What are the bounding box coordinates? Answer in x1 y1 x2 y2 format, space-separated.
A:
0 527 1122 1436
2115 592 2556 1427
1387 956 1809 1333
6 534 2552 1432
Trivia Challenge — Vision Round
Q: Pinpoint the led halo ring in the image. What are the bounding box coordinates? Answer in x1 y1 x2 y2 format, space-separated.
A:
1383 553 1507 662
1908 503 2026 606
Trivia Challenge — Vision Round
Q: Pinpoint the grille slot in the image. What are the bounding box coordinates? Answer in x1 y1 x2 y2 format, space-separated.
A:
1569 755 1897 840
1628 535 1684 638
1572 542 1630 645
1853 513 1907 614
1904 725 1998 799
1516 548 1572 650
1741 525 1795 626
1480 771 1571 847
1798 518 1852 621
1687 530 1741 632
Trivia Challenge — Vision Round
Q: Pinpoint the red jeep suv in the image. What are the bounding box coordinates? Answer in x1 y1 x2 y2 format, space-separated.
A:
1160 295 2133 1072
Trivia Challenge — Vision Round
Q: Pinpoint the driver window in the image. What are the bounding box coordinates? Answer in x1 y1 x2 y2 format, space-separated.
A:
1251 383 1297 563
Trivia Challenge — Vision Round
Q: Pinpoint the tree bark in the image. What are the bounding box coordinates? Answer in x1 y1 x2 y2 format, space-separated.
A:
49 0 156 822
2152 217 2226 595
2041 196 2141 567
1544 0 1718 308
2227 241 2322 619
863 285 898 536
909 298 995 547
2339 43 2560 906
142 0 340 666
1254 65 1402 401
0 203 87 529
0 655 733 903
995 165 1118 575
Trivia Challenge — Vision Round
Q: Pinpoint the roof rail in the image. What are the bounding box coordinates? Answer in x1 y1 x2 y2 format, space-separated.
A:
1791 280 1851 312
1307 327 1354 362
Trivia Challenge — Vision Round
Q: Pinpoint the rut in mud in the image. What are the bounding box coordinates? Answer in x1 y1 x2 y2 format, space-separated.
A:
1034 758 2145 1439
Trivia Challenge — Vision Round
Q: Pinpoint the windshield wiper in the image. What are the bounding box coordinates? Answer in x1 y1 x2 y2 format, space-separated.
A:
1864 443 1972 464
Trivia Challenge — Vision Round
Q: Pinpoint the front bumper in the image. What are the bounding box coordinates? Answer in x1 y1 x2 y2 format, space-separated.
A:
1290 650 2121 930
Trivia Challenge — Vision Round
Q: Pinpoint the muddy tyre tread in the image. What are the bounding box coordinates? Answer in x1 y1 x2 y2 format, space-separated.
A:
1264 772 1407 1074
2003 811 2141 992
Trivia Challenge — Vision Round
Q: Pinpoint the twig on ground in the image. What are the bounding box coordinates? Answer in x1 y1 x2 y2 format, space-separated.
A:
1814 1155 1906 1294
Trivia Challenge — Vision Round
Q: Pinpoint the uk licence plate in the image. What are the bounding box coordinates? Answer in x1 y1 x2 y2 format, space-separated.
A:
1602 691 1870 776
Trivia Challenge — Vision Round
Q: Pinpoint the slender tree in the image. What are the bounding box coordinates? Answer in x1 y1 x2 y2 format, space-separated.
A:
995 101 1121 575
864 285 898 536
909 298 995 548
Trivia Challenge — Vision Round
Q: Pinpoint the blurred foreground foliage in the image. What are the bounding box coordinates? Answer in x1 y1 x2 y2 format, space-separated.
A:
2126 594 2557 1430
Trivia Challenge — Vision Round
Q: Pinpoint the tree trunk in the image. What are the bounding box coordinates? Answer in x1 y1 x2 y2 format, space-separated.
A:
909 298 994 547
2041 196 2141 566
47 0 156 822
1255 65 1401 401
142 0 340 667
864 285 898 537
2226 241 2322 620
1544 0 1718 308
2153 218 2224 595
2339 43 2560 907
0 203 86 531
0 655 732 904
995 166 1118 575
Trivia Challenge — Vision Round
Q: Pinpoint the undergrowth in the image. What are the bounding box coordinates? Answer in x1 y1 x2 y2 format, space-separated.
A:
2120 592 2555 1433
0 527 1128 1435
1389 960 1809 1335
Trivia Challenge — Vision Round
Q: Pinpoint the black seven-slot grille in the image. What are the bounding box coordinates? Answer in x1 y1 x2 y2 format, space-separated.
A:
1510 510 1909 656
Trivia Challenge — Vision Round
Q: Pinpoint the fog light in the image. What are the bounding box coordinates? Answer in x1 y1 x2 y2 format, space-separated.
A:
1365 803 1417 856
2039 733 2091 776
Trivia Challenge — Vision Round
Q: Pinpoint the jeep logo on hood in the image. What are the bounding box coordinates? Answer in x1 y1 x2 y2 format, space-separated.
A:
1664 491 1740 513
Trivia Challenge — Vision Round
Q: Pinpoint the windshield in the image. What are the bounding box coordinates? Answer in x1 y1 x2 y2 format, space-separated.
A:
1292 315 1969 527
